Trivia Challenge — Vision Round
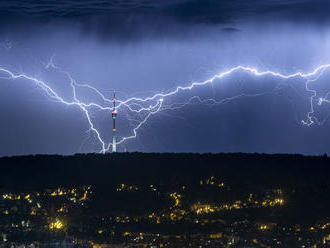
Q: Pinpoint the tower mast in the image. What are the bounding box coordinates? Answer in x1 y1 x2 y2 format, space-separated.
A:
112 90 117 152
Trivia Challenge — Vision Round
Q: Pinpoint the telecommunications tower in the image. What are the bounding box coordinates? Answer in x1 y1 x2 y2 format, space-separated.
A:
112 91 117 152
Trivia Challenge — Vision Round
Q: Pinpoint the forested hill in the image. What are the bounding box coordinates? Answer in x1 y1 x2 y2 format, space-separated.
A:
0 153 329 190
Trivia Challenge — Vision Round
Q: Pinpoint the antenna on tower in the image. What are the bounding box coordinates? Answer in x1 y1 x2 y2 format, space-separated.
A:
112 90 117 152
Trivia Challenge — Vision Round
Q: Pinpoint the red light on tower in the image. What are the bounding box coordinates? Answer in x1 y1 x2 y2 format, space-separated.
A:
112 91 117 152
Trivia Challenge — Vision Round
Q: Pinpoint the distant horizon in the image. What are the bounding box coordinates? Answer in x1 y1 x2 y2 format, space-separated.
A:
1 151 330 159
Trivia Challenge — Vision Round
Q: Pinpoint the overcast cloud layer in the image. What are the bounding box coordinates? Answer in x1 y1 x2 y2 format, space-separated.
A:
1 0 330 38
1 1 330 156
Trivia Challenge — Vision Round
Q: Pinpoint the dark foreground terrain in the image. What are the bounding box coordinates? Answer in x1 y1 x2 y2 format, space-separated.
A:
0 153 330 248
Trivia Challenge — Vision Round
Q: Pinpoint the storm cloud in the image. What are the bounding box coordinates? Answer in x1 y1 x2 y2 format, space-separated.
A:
1 1 330 156
0 0 330 40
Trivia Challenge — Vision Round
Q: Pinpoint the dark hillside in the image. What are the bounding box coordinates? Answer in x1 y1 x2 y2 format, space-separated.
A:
0 153 329 190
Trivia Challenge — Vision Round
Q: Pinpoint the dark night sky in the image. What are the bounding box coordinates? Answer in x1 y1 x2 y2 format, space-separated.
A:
1 0 330 156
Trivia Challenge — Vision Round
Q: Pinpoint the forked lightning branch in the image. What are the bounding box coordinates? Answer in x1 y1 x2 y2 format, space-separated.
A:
1 61 330 153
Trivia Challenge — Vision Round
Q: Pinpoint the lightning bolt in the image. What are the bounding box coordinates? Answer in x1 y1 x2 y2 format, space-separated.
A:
1 59 330 153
